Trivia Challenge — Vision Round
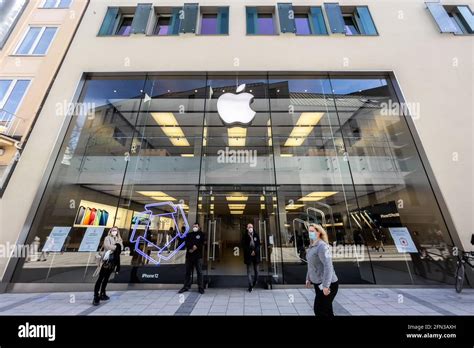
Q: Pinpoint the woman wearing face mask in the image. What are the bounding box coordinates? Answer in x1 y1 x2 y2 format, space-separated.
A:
305 223 339 317
93 226 123 306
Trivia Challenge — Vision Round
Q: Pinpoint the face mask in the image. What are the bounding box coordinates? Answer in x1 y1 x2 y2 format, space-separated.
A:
193 227 198 232
248 228 253 233
308 231 317 240
111 231 117 237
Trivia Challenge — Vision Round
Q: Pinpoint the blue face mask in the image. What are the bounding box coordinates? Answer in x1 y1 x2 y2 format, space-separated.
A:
308 231 317 240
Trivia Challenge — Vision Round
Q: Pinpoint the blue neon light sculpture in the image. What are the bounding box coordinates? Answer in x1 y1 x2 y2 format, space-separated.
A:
129 202 189 265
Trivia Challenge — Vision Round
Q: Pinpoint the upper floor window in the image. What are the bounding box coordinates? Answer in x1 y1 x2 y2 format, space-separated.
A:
41 0 72 9
426 2 474 35
247 7 277 35
324 3 378 36
0 79 31 124
14 27 57 55
116 15 134 36
199 7 229 35
0 0 28 49
278 4 328 35
154 15 172 35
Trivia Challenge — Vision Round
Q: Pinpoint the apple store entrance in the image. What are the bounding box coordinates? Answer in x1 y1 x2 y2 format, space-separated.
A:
10 73 456 289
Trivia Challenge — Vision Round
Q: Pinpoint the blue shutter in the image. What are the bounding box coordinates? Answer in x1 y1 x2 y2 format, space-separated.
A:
246 7 258 34
309 7 328 35
278 3 296 33
98 7 120 36
217 7 229 34
356 6 377 35
456 6 474 34
324 3 345 34
425 2 458 33
131 4 152 34
179 3 198 34
169 7 182 35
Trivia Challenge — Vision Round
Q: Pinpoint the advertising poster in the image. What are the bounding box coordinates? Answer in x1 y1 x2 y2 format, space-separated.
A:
388 227 418 253
78 227 105 252
42 227 71 252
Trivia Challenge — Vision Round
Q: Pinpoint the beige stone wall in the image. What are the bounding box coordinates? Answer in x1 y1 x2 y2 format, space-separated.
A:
0 0 472 279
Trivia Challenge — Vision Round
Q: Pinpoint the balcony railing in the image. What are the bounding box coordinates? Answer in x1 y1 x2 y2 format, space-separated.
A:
0 109 25 139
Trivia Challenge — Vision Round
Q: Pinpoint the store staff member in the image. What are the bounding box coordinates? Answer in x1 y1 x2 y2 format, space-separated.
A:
179 222 205 294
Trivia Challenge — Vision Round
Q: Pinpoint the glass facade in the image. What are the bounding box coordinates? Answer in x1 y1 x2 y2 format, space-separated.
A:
11 73 456 287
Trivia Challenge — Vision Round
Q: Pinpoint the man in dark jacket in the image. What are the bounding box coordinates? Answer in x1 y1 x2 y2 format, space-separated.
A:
179 222 205 294
242 223 260 292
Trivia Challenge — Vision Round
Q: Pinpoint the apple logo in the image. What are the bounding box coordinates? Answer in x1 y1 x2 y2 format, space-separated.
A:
217 84 256 125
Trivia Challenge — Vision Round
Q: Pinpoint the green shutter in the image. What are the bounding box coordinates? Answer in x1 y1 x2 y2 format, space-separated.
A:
169 7 182 35
309 7 328 35
456 6 474 34
324 3 345 34
246 7 258 34
179 3 199 34
277 3 296 33
217 7 229 34
131 4 152 34
356 6 377 35
98 7 120 36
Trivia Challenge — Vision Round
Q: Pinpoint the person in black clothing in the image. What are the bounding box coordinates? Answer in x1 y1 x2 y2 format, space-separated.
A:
242 223 260 292
179 222 205 294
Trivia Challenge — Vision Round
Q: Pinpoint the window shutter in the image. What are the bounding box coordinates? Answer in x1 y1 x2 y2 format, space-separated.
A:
217 7 229 34
324 3 345 34
169 7 182 35
131 4 152 34
98 7 120 36
246 7 258 34
309 7 328 35
356 6 377 35
456 6 474 34
179 3 199 34
425 2 458 33
277 3 296 33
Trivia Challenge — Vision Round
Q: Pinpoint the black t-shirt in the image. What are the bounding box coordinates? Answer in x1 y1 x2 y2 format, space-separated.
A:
184 230 205 259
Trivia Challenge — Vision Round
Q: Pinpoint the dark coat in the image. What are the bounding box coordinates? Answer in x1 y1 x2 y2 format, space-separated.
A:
242 231 260 265
184 230 205 259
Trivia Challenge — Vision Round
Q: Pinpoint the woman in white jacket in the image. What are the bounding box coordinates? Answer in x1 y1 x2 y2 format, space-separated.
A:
93 227 123 306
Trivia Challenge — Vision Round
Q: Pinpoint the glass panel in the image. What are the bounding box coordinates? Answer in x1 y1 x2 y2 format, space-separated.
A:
201 14 218 34
295 14 311 35
201 74 275 186
42 0 57 8
257 14 275 34
15 27 41 54
0 0 28 48
330 76 455 285
344 15 360 35
58 0 72 8
12 75 147 283
426 2 458 33
269 74 375 285
32 27 57 55
154 16 171 35
0 80 13 104
1 80 29 121
116 17 133 36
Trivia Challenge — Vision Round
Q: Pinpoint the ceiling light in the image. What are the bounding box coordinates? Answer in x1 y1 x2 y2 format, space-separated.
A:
230 211 244 215
284 112 324 147
298 191 338 201
228 204 246 210
181 154 194 157
285 203 305 210
151 112 190 147
226 195 248 201
228 127 247 147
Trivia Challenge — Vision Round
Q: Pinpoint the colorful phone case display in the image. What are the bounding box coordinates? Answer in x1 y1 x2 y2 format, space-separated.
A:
74 206 109 226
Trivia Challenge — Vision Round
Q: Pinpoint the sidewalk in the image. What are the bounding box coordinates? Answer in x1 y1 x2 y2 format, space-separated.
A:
0 288 472 316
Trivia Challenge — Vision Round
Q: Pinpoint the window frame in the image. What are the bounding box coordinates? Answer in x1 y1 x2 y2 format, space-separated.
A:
199 12 219 35
247 6 278 35
13 26 58 56
0 79 32 123
294 12 313 36
341 5 379 36
444 5 474 35
40 0 72 9
115 14 134 36
153 14 173 36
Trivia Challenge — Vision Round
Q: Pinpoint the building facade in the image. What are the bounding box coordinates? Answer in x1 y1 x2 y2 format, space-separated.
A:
0 0 473 291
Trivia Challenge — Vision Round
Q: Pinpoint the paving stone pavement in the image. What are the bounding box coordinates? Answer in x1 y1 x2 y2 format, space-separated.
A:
0 288 472 316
